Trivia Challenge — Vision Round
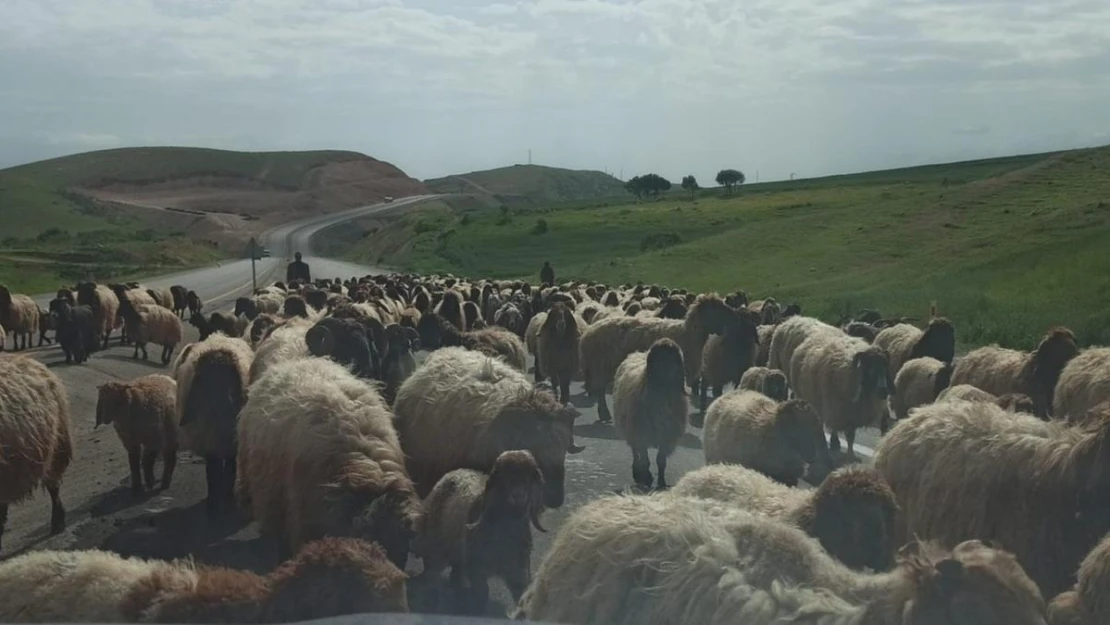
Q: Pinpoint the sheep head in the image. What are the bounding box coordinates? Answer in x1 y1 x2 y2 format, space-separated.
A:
686 293 736 335
894 539 1045 625
852 346 892 402
486 389 579 509
996 393 1035 415
95 381 133 427
801 466 898 573
283 296 309 319
655 296 687 320
325 487 423 570
844 321 879 344
645 338 686 393
933 363 954 399
762 370 789 402
1023 327 1079 418
234 297 257 320
911 317 956 365
469 450 548 533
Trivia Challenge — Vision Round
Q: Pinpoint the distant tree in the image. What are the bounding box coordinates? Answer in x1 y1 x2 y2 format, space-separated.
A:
531 218 549 235
625 173 672 200
681 175 699 199
715 169 746 196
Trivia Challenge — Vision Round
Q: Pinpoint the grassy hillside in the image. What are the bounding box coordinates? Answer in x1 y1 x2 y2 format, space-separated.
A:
424 164 625 209
334 146 1110 349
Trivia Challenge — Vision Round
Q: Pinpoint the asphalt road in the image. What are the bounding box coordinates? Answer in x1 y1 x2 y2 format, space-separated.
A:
3 198 881 617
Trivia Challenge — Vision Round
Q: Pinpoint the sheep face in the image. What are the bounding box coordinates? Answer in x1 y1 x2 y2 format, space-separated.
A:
416 313 446 349
763 371 789 402
471 450 547 533
1025 328 1079 417
853 347 891 401
996 393 1035 414
234 297 257 319
912 318 956 364
487 393 578 509
283 296 309 319
809 467 897 572
782 303 802 318
646 339 686 392
656 297 687 320
95 382 130 427
896 540 1045 625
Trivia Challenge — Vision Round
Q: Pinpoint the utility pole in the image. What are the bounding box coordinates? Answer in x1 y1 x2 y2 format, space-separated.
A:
249 236 258 291
528 149 532 165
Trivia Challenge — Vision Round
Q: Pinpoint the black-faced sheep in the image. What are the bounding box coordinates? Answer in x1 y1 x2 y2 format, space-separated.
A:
174 334 253 515
537 302 581 404
282 294 310 319
766 315 840 375
244 312 283 346
436 288 466 332
415 450 546 615
612 339 687 490
415 312 528 371
671 463 898 572
1054 347 1110 421
701 390 830 486
749 297 781 324
95 374 178 495
698 316 760 406
305 317 382 380
874 318 956 381
48 298 96 365
493 301 526 338
0 285 40 351
875 399 1110 597
237 357 421 567
579 293 743 422
126 303 183 364
790 332 891 456
890 356 953 421
0 537 408 621
393 347 581 506
462 300 484 330
516 493 1046 625
1048 534 1110 625
844 320 880 343
75 282 119 350
169 284 188 317
737 365 789 401
0 355 72 550
950 326 1079 419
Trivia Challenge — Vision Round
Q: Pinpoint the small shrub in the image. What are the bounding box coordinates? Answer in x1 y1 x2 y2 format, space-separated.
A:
414 219 439 234
531 218 549 235
460 213 471 226
640 232 682 252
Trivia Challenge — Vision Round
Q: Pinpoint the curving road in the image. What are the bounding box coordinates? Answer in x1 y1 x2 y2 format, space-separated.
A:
5 194 880 617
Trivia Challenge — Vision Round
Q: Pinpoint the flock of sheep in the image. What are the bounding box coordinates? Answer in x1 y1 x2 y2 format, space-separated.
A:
1 274 1110 625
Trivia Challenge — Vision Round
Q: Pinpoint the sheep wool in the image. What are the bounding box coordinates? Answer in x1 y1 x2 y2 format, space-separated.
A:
890 356 952 420
248 317 313 382
0 286 40 351
737 366 789 401
873 319 955 381
1048 534 1110 625
95 374 178 494
1054 347 1110 421
766 315 840 377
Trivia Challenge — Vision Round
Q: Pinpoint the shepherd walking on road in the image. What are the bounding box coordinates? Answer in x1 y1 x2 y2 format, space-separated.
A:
286 252 311 284
540 261 555 287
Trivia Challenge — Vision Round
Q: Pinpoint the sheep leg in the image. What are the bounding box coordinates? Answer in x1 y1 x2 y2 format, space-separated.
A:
161 446 177 490
449 565 469 613
128 447 144 495
47 483 65 534
222 457 238 508
631 446 652 489
465 568 490 616
142 449 159 491
0 503 8 550
655 447 672 490
597 395 612 423
828 431 841 452
161 345 173 365
533 361 543 383
101 331 110 351
505 567 530 603
559 377 571 405
132 342 140 359
698 380 708 410
204 457 222 513
845 429 856 459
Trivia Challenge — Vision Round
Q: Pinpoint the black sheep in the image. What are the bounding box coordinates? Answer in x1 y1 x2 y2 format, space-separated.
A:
305 317 381 380
49 298 96 364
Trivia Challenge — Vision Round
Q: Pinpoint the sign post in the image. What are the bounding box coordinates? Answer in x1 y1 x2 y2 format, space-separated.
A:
249 237 258 292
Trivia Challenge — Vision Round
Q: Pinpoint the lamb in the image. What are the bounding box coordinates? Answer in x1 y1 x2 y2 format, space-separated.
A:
612 339 688 490
75 282 119 349
126 304 183 364
698 316 760 406
0 355 72 551
0 537 408 622
1054 347 1110 420
493 301 526 338
95 374 178 495
0 285 40 351
237 357 421 566
537 302 581 403
48 298 96 365
890 356 953 421
950 326 1079 418
305 317 382 380
248 317 313 382
516 493 1046 625
185 289 203 316
415 312 527 371
414 450 547 615
737 366 789 401
790 332 891 456
436 288 467 332
874 399 1110 596
169 284 188 317
766 314 840 376
1048 534 1110 625
393 347 581 505
174 334 253 514
579 293 744 422
701 390 830 486
874 319 956 381
671 464 899 572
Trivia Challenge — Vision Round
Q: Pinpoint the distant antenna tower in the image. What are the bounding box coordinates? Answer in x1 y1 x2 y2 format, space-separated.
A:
790 172 796 180
528 149 532 165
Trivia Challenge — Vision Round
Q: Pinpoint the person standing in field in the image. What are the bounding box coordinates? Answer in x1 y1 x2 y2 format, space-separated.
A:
540 261 555 287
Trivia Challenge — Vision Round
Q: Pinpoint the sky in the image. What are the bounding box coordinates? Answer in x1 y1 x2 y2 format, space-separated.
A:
1 0 1108 183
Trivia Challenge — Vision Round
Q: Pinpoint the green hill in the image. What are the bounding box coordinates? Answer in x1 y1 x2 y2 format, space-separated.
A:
424 164 625 209
335 146 1110 349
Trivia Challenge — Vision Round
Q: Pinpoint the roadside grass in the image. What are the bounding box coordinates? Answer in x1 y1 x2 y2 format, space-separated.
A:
335 146 1110 349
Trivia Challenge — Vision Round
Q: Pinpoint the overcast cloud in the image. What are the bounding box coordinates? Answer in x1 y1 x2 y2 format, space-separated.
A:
1 0 1108 182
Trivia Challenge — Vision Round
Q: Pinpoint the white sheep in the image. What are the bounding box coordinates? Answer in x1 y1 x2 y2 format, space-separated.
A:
766 315 840 376
890 356 953 420
248 317 313 382
0 285 40 351
126 303 183 364
873 318 956 380
737 366 789 401
1053 347 1110 421
516 493 1046 625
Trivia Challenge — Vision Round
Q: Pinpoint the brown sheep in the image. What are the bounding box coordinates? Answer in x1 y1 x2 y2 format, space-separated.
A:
415 450 546 615
0 285 40 351
890 356 953 421
0 355 72 551
875 399 1110 596
95 374 178 495
0 537 408 621
393 347 581 506
737 366 789 401
612 339 688 490
671 464 898 572
1048 534 1110 625
701 390 831 486
874 318 956 381
537 302 581 404
950 326 1079 419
